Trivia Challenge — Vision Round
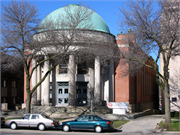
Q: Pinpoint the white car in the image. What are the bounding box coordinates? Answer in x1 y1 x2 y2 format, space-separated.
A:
4 113 59 131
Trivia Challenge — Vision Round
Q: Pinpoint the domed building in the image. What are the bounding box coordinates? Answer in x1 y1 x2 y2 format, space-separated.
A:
25 4 117 107
23 4 159 114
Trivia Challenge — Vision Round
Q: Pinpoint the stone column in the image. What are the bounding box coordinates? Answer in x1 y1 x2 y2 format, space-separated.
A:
31 59 37 105
69 55 76 106
94 56 101 105
42 55 50 106
37 64 41 105
109 59 114 102
88 68 94 106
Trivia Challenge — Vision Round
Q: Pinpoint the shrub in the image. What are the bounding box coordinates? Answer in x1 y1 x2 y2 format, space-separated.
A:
171 112 179 117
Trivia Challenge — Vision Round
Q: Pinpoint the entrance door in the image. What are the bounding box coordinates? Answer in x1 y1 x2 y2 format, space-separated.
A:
76 82 88 106
57 82 69 105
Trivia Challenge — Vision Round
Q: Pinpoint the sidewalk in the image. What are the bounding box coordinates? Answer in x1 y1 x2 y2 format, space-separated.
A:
121 115 180 134
121 115 164 133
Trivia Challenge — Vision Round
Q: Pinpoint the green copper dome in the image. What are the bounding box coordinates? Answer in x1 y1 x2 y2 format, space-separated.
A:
39 4 110 33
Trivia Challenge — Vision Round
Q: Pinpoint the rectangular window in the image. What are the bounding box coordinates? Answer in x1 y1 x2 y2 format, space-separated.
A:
50 89 52 94
77 62 88 74
130 83 134 98
83 89 87 94
64 98 68 103
58 89 62 94
65 89 68 94
2 80 7 87
77 89 81 94
12 81 16 88
59 64 68 74
50 98 52 104
1 97 7 103
58 98 62 104
13 97 16 104
31 115 39 119
172 97 177 102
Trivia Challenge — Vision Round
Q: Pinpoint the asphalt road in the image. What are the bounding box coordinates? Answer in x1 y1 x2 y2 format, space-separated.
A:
0 128 179 135
1 115 179 135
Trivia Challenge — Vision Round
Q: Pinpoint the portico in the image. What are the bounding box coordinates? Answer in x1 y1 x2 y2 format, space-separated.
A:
31 52 115 106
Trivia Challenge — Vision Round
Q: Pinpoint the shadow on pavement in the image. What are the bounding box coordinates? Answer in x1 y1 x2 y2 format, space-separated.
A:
1 125 122 133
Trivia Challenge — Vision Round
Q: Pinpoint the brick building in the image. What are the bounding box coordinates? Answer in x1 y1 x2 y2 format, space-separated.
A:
1 66 24 110
115 33 159 112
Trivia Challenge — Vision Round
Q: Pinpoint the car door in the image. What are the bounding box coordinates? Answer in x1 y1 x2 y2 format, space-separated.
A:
71 115 89 130
19 114 30 127
29 115 40 127
87 115 98 129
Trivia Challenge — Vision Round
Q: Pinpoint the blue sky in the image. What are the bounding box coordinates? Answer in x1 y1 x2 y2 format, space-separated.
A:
1 0 125 37
31 0 124 37
1 0 160 70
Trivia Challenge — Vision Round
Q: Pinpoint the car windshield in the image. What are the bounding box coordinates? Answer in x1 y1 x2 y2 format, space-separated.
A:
23 114 30 119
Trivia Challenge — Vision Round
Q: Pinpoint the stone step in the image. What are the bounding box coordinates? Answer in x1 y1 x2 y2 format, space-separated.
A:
4 105 112 119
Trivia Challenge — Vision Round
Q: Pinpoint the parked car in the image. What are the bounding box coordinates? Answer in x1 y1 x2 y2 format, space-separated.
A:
4 113 59 131
59 115 114 133
1 117 5 125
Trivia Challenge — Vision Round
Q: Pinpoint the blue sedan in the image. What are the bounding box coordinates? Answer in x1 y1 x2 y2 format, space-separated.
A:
59 115 114 133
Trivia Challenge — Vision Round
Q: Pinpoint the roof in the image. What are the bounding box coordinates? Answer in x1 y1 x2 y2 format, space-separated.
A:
39 4 110 33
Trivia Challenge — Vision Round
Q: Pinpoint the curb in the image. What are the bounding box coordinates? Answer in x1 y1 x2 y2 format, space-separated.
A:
117 126 123 129
163 131 180 134
155 129 180 134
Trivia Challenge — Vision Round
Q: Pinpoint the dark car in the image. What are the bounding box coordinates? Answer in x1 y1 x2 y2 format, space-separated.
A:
1 117 5 125
59 115 114 133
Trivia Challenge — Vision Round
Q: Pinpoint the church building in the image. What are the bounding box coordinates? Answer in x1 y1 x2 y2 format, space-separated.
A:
23 4 159 113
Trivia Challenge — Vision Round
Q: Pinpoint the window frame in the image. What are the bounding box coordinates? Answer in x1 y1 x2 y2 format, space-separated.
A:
59 64 68 74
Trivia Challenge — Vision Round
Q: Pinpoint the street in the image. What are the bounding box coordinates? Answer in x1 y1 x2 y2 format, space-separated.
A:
1 115 179 135
0 128 179 135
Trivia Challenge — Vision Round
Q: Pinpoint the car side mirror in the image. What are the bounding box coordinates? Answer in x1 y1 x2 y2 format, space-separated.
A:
21 117 24 119
74 119 77 122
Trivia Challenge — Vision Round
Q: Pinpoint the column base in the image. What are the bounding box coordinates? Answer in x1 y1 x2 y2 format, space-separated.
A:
44 103 50 106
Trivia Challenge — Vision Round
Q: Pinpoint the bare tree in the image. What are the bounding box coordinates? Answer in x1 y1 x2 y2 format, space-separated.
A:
117 0 179 124
1 1 116 112
1 52 23 73
1 0 41 113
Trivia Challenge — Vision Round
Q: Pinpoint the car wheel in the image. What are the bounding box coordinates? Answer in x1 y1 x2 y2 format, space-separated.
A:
10 122 17 130
38 123 45 131
95 125 102 133
63 125 70 132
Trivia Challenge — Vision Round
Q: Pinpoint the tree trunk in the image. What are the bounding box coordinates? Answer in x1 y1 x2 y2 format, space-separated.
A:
25 76 31 113
26 93 31 113
164 79 171 124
